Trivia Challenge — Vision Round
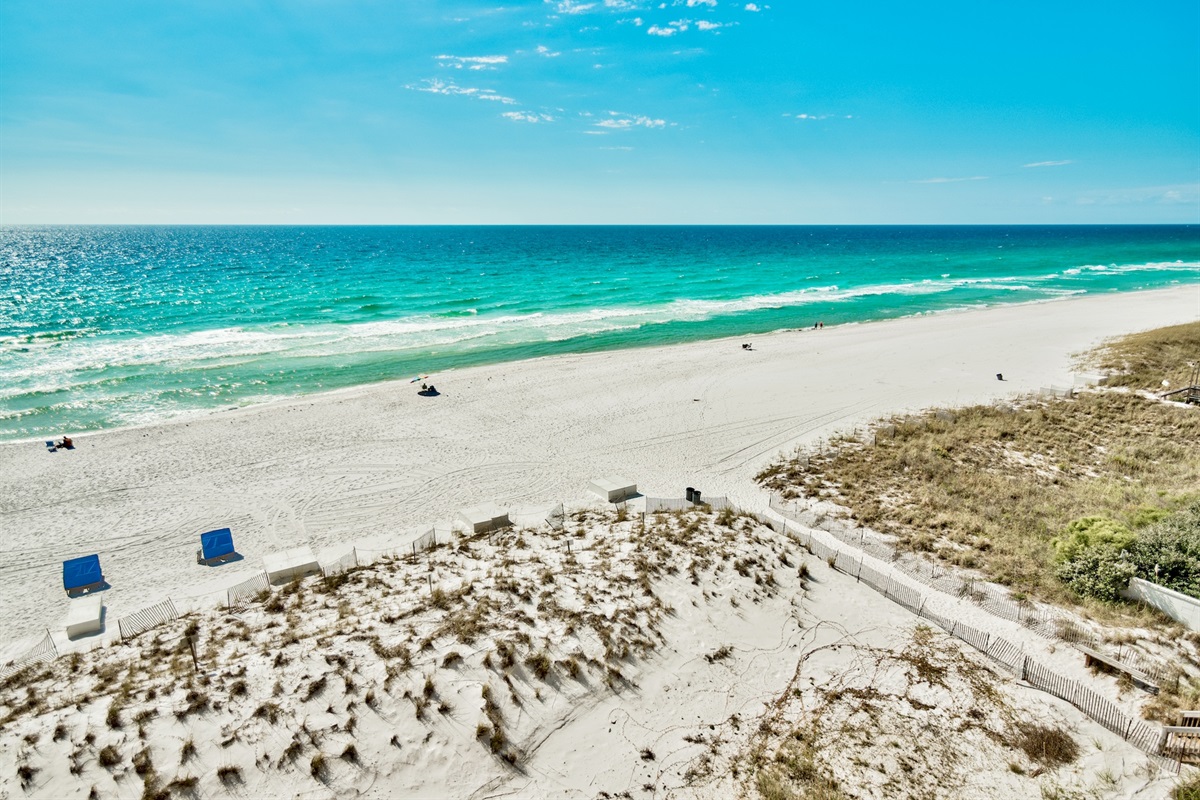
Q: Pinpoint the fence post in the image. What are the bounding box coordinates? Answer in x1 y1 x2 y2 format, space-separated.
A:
1019 655 1027 682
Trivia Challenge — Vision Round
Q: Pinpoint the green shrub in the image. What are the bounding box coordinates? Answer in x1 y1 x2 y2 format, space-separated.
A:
1055 546 1135 603
1052 517 1135 563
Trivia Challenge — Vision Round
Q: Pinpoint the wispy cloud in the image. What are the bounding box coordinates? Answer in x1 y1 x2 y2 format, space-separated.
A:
410 79 517 105
502 111 556 123
648 19 697 35
783 112 852 120
911 176 989 184
697 20 734 30
744 3 766 10
592 112 670 131
684 0 717 6
435 55 509 71
535 45 562 57
549 0 598 14
1023 160 1073 168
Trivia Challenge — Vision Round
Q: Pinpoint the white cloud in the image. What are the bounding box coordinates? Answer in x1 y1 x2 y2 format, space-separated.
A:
648 18 692 34
435 55 509 71
550 0 597 13
1023 160 1074 168
697 19 732 30
595 112 669 129
410 79 517 105
535 45 562 57
502 111 556 123
744 2 764 10
785 112 851 120
685 0 717 6
911 176 989 184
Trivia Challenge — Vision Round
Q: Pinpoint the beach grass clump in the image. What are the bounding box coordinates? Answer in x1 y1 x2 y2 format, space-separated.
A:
1174 770 1200 800
216 764 242 786
98 744 121 769
1013 723 1079 768
310 752 329 781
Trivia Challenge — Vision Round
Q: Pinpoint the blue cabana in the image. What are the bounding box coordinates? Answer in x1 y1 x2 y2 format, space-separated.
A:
198 527 237 565
63 555 104 594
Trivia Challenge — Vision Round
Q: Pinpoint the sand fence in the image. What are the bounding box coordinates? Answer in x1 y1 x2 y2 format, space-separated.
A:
644 495 732 514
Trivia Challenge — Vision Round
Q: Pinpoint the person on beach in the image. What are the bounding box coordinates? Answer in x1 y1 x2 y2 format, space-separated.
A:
57 436 73 448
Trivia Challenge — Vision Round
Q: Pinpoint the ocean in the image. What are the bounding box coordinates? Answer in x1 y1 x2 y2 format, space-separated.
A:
1 225 1197 442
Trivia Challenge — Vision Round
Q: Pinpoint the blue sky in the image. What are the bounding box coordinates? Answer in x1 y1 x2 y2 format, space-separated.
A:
1 1 1197 223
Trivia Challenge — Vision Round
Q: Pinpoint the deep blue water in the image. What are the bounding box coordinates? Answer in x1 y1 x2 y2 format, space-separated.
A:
1 225 1197 440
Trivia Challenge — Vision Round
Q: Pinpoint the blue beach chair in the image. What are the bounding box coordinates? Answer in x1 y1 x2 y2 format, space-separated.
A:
63 554 107 596
197 527 239 566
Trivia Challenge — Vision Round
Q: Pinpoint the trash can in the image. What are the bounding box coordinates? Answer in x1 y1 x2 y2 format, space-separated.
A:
693 489 702 504
686 487 695 502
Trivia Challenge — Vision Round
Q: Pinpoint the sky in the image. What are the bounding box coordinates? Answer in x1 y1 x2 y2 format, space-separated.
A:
1 0 1198 224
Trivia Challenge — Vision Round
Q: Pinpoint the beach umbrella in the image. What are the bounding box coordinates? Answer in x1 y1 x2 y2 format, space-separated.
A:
410 375 430 383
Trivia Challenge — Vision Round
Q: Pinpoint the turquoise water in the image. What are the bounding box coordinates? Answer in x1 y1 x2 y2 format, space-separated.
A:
1 225 1197 441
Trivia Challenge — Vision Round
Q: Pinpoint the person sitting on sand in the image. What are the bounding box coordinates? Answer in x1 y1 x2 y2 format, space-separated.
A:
57 436 73 448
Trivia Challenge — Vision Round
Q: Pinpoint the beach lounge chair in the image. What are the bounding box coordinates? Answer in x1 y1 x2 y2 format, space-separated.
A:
63 554 106 596
197 527 238 565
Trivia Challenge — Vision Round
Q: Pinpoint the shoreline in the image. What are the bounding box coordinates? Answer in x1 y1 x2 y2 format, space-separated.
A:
0 285 1197 649
5 283 1192 447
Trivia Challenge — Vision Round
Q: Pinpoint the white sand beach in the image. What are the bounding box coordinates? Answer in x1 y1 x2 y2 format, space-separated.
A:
1 286 1197 650
1 286 1199 799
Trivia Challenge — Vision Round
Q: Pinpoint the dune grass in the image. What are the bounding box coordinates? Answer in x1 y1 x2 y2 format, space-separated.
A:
759 390 1200 609
759 317 1200 625
1084 321 1200 391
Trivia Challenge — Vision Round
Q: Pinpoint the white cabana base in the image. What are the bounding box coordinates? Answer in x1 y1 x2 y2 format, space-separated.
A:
263 546 320 584
589 476 637 503
458 502 510 534
65 594 105 639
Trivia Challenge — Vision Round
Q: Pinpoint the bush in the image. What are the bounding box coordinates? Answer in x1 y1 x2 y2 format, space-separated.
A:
1051 517 1135 563
1057 502 1200 602
1129 501 1200 597
1055 547 1135 603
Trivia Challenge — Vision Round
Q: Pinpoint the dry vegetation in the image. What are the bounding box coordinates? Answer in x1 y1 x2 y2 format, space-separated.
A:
1086 321 1200 392
738 626 1091 800
0 506 792 798
759 391 1200 608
